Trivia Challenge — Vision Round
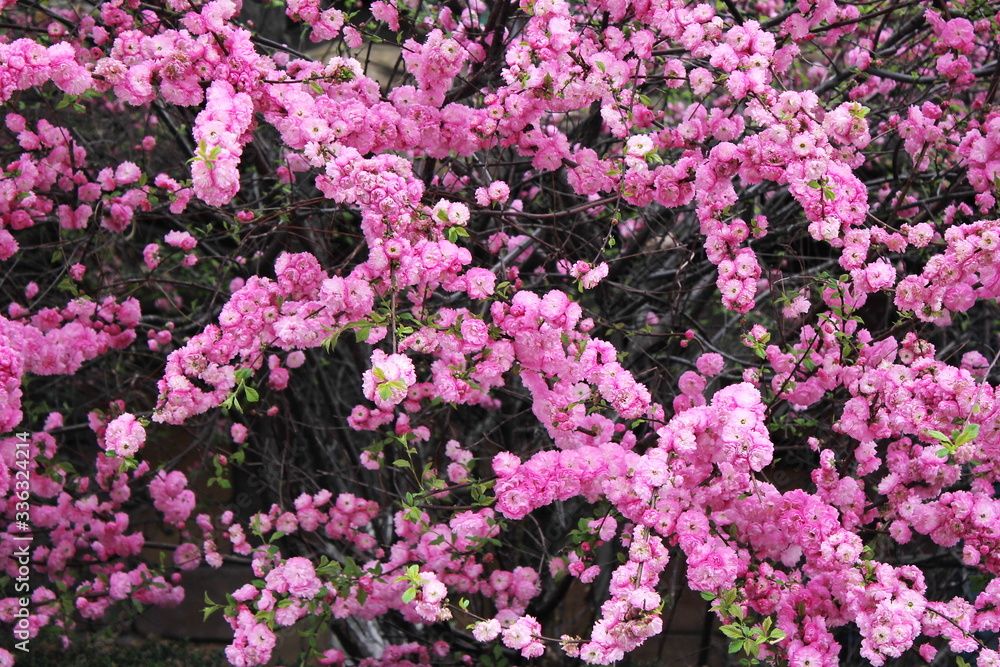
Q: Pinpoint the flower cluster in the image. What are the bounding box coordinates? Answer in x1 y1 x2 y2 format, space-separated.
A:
103 413 146 457
362 350 417 410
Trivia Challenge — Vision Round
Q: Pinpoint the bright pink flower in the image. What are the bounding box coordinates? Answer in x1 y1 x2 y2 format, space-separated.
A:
104 412 146 457
164 230 197 250
362 350 417 409
266 557 322 599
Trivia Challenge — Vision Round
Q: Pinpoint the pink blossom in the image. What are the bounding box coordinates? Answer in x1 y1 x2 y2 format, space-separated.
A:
362 350 417 409
104 412 146 457
695 353 724 376
164 230 197 250
266 557 322 599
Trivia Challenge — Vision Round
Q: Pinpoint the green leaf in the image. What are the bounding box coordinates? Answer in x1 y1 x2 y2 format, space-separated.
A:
954 422 980 447
720 625 745 639
244 386 259 402
401 587 417 604
728 639 744 654
323 332 341 352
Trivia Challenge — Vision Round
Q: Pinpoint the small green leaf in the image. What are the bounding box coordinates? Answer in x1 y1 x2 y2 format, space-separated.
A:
954 423 980 447
323 332 341 352
926 429 950 443
244 386 259 402
401 587 417 604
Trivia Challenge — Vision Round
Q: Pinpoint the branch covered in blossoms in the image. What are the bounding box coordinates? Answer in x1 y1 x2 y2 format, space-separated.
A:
2 0 1000 665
